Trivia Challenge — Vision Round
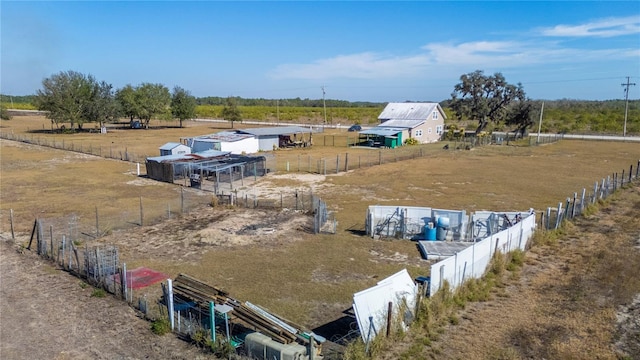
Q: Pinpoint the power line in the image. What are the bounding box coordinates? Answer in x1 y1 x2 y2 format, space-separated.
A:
622 76 636 137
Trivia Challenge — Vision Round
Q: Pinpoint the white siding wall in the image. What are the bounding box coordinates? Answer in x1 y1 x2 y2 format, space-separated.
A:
220 137 259 154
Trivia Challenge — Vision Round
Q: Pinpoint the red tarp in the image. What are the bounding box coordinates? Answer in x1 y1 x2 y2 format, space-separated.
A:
112 267 169 290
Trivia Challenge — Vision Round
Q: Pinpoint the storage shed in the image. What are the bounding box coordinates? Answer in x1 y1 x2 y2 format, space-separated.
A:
159 142 191 156
184 132 259 155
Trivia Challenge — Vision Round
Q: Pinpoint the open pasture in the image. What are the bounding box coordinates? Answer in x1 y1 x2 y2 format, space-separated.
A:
1 115 639 331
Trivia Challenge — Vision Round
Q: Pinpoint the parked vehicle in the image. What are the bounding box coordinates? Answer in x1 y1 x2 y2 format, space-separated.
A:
348 124 362 132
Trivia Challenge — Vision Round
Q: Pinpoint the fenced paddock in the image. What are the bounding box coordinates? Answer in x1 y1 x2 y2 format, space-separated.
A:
427 158 640 297
428 213 537 296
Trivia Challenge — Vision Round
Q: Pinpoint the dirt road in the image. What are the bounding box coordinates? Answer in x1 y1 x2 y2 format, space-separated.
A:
0 236 210 360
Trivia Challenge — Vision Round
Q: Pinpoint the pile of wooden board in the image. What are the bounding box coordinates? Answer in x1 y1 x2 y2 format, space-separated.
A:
171 273 305 344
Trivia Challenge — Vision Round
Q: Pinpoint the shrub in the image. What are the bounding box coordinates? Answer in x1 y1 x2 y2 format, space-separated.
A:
91 288 106 298
404 138 419 146
151 317 171 335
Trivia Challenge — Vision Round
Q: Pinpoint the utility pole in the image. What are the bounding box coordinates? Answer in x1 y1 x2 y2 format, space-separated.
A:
276 99 279 124
537 101 544 144
622 76 636 137
322 86 327 127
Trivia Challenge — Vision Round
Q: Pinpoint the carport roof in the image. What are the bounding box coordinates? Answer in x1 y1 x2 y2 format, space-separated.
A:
147 150 230 163
237 126 314 136
359 128 405 137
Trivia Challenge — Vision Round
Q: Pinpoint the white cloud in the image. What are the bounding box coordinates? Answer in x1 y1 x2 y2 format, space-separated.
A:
268 52 432 80
268 25 638 81
540 15 640 38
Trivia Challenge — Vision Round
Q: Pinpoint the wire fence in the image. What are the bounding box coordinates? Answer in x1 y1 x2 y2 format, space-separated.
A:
540 159 640 230
0 132 149 163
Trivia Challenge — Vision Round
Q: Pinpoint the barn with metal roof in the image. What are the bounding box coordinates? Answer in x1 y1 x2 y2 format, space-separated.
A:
236 126 314 151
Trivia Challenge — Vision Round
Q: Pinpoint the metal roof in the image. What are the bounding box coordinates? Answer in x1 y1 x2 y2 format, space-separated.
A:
159 142 186 150
237 126 314 136
378 119 425 129
146 150 230 163
359 128 404 137
191 132 255 143
378 102 445 120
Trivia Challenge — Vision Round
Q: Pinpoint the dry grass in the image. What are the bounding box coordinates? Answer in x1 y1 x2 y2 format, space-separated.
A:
1 115 640 345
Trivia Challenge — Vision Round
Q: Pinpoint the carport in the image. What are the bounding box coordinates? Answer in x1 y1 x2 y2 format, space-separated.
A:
357 128 404 148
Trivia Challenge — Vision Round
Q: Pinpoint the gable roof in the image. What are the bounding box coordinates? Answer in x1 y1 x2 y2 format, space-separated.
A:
159 142 187 151
237 126 314 136
378 102 446 121
191 132 255 143
377 119 425 129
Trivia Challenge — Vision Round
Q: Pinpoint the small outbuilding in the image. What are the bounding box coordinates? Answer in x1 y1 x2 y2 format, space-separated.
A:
159 142 191 156
357 127 404 148
184 132 259 155
236 126 314 151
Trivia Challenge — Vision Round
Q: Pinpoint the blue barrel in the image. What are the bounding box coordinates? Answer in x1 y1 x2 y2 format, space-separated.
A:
425 225 437 240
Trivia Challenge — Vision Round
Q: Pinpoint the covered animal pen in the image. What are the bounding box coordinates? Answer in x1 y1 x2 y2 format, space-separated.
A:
145 151 268 193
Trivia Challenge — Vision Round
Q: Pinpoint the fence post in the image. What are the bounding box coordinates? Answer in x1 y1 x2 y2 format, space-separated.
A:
555 202 562 229
10 209 15 240
210 301 216 343
49 225 54 258
181 187 185 214
122 263 128 301
61 235 66 269
580 188 586 214
336 155 339 174
139 196 144 226
345 153 349 172
629 165 633 183
167 279 175 331
622 170 625 187
95 206 100 238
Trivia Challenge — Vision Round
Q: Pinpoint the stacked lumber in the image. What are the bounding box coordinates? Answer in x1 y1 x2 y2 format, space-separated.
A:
171 273 299 344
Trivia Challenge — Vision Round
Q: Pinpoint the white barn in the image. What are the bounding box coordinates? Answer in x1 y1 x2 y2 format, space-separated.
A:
185 132 259 155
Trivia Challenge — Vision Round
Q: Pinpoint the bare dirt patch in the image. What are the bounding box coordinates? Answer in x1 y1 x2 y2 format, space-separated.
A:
98 206 313 265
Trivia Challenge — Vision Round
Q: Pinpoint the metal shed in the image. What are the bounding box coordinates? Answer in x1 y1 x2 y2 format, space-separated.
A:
159 142 191 156
236 126 314 151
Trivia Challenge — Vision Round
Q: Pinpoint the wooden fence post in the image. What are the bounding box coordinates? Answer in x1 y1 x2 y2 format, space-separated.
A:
139 196 144 226
9 209 15 240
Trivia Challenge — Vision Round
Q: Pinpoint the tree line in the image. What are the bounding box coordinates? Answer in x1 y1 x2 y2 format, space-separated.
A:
1 69 637 135
30 71 202 130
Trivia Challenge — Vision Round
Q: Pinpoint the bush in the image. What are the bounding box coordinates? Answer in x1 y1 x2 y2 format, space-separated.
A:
404 138 419 146
151 317 171 335
0 105 11 120
91 288 106 298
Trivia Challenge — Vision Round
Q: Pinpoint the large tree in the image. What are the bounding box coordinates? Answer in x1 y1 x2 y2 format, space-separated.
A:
35 70 97 130
171 86 196 128
86 81 120 128
450 70 527 133
115 84 138 123
221 96 242 128
135 83 171 129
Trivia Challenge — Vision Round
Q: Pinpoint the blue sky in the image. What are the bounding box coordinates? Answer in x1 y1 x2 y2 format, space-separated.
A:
1 1 639 102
